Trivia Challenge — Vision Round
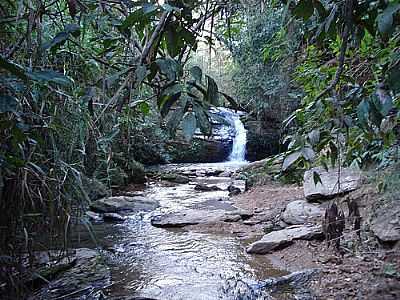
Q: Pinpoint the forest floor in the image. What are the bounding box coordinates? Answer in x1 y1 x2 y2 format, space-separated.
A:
187 179 400 299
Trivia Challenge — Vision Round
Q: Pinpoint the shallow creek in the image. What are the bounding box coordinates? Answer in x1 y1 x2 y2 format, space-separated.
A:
79 162 286 299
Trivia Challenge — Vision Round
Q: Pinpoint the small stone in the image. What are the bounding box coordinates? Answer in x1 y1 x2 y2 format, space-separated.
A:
103 213 126 222
86 211 103 222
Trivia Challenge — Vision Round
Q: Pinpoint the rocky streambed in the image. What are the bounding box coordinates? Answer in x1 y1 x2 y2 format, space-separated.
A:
29 162 325 300
27 161 400 300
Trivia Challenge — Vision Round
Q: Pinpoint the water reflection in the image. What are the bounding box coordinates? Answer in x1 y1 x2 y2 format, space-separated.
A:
79 163 284 299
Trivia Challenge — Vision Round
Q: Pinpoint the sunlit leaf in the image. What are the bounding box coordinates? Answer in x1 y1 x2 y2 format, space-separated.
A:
282 151 302 171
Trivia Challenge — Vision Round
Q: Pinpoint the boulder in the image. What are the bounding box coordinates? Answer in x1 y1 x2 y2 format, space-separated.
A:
160 173 190 184
82 176 110 201
228 184 241 196
30 248 110 299
194 183 222 191
282 200 324 225
304 167 361 200
90 196 159 213
103 212 126 222
247 225 323 254
371 210 400 242
151 209 253 228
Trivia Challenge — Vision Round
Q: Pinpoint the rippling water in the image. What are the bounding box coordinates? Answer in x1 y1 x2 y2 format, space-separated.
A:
78 163 285 299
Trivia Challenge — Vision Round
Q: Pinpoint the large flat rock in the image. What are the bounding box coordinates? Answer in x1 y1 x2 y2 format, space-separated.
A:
247 225 323 254
282 200 324 225
90 196 159 213
151 208 253 228
371 210 400 242
30 248 110 299
304 167 361 200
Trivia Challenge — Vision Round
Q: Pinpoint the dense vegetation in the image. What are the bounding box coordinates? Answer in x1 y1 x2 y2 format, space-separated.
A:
1 0 399 297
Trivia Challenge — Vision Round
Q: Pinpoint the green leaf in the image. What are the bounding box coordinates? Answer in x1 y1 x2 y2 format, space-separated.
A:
156 58 182 81
388 66 400 93
166 107 184 133
0 95 18 113
313 171 322 186
190 66 202 82
135 65 149 85
43 32 69 51
120 8 146 30
193 102 211 135
293 0 314 21
205 75 219 105
377 3 400 35
181 111 197 141
0 56 28 80
27 70 73 86
282 151 302 171
302 147 315 161
139 101 150 115
158 91 182 118
357 99 370 127
308 129 320 145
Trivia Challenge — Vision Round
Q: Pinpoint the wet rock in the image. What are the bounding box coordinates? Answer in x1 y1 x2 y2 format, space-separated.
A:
30 248 110 299
194 183 222 191
86 211 103 222
151 209 252 228
160 173 190 184
103 212 126 222
259 268 320 296
228 184 241 196
304 167 361 200
247 225 323 254
371 210 400 242
282 200 324 225
219 171 233 177
205 169 224 177
90 196 159 213
82 176 111 201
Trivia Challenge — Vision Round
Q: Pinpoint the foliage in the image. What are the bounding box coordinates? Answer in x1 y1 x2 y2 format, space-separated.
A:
278 0 400 175
0 0 241 296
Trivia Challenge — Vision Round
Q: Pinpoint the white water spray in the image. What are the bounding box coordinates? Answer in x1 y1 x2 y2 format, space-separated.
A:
228 114 247 162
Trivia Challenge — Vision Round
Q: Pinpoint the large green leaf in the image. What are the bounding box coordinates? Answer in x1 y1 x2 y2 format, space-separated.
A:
156 58 182 81
27 70 73 86
357 99 370 127
43 24 80 51
388 66 400 93
205 75 219 105
0 56 28 80
193 102 211 135
0 95 18 113
282 151 302 171
181 111 197 141
120 5 157 31
158 88 182 118
377 3 400 35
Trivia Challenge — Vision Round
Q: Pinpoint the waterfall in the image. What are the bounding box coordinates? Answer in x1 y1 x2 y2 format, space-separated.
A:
228 113 247 162
211 107 247 162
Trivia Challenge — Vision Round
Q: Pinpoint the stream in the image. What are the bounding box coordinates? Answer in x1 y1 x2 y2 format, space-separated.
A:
74 111 287 299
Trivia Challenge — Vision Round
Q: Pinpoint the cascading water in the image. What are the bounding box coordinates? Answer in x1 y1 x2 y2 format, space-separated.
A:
211 107 247 162
228 114 247 162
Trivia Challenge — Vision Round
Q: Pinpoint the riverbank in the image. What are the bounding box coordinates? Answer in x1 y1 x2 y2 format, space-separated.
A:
14 162 400 300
